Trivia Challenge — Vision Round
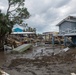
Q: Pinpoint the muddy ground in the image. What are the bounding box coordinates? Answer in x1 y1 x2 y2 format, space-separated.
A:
0 45 76 75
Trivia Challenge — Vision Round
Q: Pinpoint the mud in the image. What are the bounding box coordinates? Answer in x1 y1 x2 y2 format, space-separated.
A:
0 45 76 75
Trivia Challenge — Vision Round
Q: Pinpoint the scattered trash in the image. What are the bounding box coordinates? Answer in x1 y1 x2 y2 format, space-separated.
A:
71 73 76 75
4 45 12 51
4 45 13 53
63 47 70 52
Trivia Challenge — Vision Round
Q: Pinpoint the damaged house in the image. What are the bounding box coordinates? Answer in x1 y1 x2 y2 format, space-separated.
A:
57 16 76 46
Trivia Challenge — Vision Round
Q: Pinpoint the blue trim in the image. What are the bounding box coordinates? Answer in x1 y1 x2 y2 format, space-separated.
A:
14 28 23 32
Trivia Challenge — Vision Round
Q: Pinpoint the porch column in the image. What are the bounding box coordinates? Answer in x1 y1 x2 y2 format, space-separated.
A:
64 36 67 46
52 34 55 47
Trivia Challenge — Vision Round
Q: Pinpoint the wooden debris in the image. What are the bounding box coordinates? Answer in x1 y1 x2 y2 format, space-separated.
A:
0 69 9 75
13 44 32 53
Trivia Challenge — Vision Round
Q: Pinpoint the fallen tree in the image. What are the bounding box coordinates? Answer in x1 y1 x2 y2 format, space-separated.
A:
0 0 30 50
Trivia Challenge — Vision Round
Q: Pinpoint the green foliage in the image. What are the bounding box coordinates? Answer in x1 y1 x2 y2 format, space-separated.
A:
0 0 30 35
16 8 30 19
7 0 30 24
21 23 36 32
0 0 30 49
26 26 36 32
0 11 12 37
9 0 25 6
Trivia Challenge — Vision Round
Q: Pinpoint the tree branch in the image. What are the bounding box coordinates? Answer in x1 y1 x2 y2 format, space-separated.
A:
9 2 22 13
7 0 11 19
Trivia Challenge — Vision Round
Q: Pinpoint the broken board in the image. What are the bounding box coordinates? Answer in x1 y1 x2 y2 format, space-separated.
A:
13 44 32 53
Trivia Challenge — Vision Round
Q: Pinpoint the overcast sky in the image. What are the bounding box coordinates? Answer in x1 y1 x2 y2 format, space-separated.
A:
0 0 76 33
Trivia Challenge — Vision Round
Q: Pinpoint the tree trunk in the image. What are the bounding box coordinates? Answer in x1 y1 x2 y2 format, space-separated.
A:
0 36 5 50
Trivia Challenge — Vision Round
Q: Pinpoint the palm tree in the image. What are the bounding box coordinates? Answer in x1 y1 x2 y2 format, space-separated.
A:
33 28 36 32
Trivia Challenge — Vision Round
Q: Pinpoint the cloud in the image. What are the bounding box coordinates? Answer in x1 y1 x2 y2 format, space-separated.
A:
26 0 76 32
1 0 76 33
0 0 8 13
24 0 73 33
50 0 71 8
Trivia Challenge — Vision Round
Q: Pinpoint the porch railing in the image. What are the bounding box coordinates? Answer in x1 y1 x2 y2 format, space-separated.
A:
60 29 76 35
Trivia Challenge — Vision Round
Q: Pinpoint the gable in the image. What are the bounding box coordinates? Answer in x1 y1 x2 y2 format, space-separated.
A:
14 28 23 32
57 16 76 26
